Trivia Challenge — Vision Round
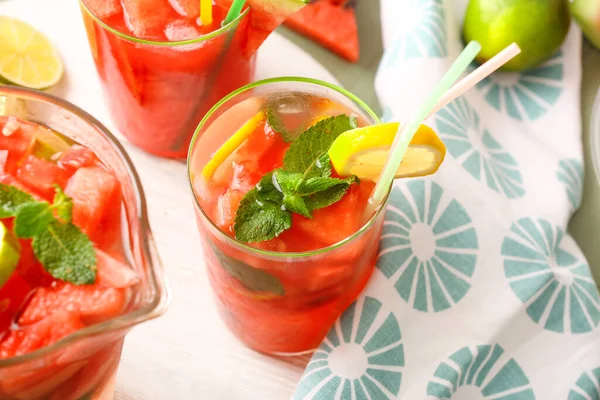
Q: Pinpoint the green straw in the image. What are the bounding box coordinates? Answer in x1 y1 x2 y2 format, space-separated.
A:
224 0 247 25
368 41 482 210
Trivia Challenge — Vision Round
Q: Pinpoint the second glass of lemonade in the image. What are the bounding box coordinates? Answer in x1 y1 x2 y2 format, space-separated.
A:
188 78 389 355
79 0 256 158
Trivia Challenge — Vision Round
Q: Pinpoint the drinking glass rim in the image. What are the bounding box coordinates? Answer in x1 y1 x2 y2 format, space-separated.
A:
0 85 170 367
187 76 391 259
79 0 249 47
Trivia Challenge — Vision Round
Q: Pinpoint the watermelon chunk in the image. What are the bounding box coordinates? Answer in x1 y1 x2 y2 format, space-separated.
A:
293 183 362 246
0 123 30 174
57 145 99 175
0 312 84 359
65 166 121 239
95 249 139 289
85 0 123 18
217 0 308 56
121 0 175 39
216 189 245 234
16 156 70 199
168 0 200 19
18 281 127 326
285 0 359 62
0 274 31 333
15 239 53 287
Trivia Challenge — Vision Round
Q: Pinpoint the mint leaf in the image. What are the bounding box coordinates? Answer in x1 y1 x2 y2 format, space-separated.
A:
234 189 291 243
14 202 53 238
283 194 311 218
283 115 357 178
273 170 303 194
255 172 283 203
274 170 356 215
32 222 97 285
298 176 356 196
0 183 34 218
52 186 73 223
267 108 296 143
207 240 284 295
305 183 352 211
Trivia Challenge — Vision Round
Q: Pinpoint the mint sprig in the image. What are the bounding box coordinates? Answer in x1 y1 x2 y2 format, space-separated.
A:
32 221 97 285
0 184 34 218
0 183 96 285
234 115 358 243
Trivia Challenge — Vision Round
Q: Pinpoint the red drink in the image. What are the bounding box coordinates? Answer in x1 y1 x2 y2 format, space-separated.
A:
188 78 387 354
80 0 306 158
0 86 168 399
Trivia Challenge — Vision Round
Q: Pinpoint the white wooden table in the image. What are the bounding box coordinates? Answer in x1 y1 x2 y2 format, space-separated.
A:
0 0 340 398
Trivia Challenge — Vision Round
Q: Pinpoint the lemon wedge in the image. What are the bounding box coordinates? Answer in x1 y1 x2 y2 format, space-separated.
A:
328 122 446 181
0 17 64 89
0 222 20 289
202 111 265 179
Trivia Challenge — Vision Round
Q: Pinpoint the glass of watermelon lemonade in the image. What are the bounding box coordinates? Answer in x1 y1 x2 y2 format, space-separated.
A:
188 77 389 355
0 85 169 399
79 0 305 159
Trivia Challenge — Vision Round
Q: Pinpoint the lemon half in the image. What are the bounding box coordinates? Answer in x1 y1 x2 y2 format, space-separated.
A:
328 122 446 181
0 17 64 89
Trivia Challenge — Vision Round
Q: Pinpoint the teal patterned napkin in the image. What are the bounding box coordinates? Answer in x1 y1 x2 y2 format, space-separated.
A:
293 1 600 399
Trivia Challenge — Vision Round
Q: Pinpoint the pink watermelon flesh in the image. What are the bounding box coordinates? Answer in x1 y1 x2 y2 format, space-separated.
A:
167 0 200 19
121 0 174 38
18 282 127 326
16 156 70 200
1 312 84 359
85 0 123 18
217 0 308 56
57 145 99 175
65 166 121 240
95 249 140 289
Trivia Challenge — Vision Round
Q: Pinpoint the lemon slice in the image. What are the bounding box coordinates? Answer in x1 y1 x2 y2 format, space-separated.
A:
202 111 266 179
0 17 64 89
328 122 446 181
0 222 20 289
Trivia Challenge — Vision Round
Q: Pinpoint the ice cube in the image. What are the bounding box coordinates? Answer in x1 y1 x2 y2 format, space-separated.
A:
2 116 20 137
122 0 173 38
165 19 201 41
269 94 310 115
85 0 122 18
167 0 200 19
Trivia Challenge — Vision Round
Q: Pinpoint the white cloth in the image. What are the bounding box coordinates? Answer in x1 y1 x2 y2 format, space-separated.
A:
293 1 600 399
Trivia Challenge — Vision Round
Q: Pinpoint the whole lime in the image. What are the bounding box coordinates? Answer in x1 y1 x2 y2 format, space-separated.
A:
463 0 570 71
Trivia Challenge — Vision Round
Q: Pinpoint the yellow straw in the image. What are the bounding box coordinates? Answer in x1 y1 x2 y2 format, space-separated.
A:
200 0 213 26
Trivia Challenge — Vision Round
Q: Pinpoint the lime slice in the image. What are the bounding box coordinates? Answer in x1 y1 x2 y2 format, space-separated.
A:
0 222 20 289
29 126 72 160
0 17 63 89
202 111 266 179
328 122 446 181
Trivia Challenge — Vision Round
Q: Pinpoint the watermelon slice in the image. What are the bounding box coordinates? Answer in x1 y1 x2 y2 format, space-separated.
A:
18 281 127 326
1 312 84 359
57 144 99 175
95 248 139 289
217 0 309 56
0 274 31 332
65 166 121 240
16 156 70 200
284 0 359 62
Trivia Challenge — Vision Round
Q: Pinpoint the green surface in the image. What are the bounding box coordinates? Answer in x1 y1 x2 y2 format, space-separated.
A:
570 40 600 283
279 4 600 280
277 0 384 115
